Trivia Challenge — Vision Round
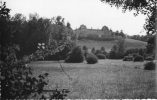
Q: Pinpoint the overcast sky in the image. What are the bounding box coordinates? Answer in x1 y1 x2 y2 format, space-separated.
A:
4 0 147 35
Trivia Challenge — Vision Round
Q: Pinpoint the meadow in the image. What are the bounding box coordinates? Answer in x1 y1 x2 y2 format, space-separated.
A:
29 59 157 99
77 38 147 52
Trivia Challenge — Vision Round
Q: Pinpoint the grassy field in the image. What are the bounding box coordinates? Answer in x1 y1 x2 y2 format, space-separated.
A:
124 39 147 50
77 39 147 52
29 60 156 99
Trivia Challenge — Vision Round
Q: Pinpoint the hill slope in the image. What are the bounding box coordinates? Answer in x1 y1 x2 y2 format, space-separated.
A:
124 39 147 50
77 39 147 52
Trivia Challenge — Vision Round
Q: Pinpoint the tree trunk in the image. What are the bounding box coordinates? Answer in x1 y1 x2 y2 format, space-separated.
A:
155 7 157 60
155 6 157 93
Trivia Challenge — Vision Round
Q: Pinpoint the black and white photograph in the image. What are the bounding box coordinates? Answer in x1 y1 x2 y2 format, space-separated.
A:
0 0 157 99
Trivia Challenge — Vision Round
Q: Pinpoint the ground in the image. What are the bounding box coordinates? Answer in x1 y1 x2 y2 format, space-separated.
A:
29 59 157 99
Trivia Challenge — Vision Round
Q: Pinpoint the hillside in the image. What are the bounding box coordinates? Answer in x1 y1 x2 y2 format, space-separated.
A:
124 39 147 50
77 39 147 52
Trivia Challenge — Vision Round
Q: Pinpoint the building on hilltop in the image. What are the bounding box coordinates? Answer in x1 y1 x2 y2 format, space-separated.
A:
74 25 114 40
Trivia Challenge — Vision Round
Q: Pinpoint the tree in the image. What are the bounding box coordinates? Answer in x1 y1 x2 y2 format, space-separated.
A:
1 2 70 99
109 38 125 59
100 0 157 59
0 2 11 47
79 24 87 29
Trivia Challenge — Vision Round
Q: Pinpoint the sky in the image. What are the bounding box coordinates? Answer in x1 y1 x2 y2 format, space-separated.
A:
4 0 147 35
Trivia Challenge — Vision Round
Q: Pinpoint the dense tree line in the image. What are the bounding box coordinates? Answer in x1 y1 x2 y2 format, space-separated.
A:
128 35 148 42
0 2 72 99
1 11 76 58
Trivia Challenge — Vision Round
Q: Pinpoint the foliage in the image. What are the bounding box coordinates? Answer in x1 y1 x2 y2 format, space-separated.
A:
96 54 106 59
101 0 156 35
123 56 133 61
43 41 75 61
100 0 156 57
146 35 155 54
91 47 96 54
41 89 70 99
95 50 102 55
1 45 48 99
144 61 156 70
78 33 116 41
134 55 144 62
145 56 154 61
77 25 126 41
109 39 125 59
124 48 146 58
1 11 76 58
100 46 107 55
129 35 148 42
0 2 70 99
65 46 84 63
82 45 88 51
86 53 98 64
82 45 88 57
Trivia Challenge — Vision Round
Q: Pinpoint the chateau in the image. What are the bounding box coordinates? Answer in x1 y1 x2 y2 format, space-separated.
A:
74 25 115 40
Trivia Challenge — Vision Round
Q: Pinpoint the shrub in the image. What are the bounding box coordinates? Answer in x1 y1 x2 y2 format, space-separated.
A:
86 53 98 64
1 45 49 99
123 56 133 61
133 55 144 62
1 45 70 99
95 50 102 55
91 47 96 54
145 56 154 61
82 45 88 51
96 54 106 59
82 45 88 57
144 61 156 70
65 46 84 63
43 41 75 61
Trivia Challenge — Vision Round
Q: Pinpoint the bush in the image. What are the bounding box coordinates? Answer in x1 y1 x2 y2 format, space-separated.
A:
123 56 133 61
144 61 156 70
82 45 88 57
95 50 102 55
65 46 84 63
133 55 144 62
86 53 98 64
145 56 154 61
96 54 106 59
1 45 49 99
91 47 96 54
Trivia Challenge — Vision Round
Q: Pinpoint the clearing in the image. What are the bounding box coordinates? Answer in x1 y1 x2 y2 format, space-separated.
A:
29 59 156 99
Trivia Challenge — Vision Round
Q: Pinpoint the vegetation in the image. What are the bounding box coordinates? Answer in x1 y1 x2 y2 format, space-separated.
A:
76 25 126 41
145 56 154 61
101 0 156 35
109 39 125 59
65 46 84 63
144 61 156 70
0 2 70 99
124 48 146 58
1 11 75 58
128 35 148 42
91 47 96 54
146 35 156 54
96 54 106 59
82 45 88 57
133 55 144 62
100 0 156 59
30 60 157 99
123 56 133 61
86 53 98 64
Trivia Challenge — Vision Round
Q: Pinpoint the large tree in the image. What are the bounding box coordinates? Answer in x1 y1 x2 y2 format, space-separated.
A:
100 0 157 59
